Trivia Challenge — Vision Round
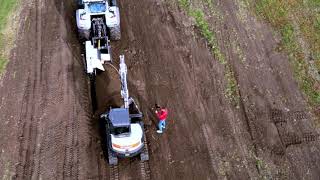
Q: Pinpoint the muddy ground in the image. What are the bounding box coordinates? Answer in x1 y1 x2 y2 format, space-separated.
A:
0 0 320 179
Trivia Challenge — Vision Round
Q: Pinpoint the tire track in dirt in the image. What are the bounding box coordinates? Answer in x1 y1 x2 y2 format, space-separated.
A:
98 147 107 180
12 0 85 178
269 109 320 179
211 0 320 178
62 107 76 179
139 128 151 180
139 161 151 180
270 109 319 148
0 0 96 178
60 1 79 178
62 102 80 179
200 124 223 179
14 0 43 178
15 77 36 179
109 165 119 180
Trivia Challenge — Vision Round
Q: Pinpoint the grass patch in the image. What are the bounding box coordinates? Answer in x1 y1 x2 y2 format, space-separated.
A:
256 0 289 26
203 0 213 8
0 0 18 75
225 66 240 106
189 9 226 64
308 0 320 6
255 0 320 106
178 0 190 10
177 0 225 63
0 57 8 73
0 0 18 29
177 0 240 105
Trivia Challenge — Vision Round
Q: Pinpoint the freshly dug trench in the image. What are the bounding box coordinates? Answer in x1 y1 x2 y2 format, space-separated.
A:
95 64 123 114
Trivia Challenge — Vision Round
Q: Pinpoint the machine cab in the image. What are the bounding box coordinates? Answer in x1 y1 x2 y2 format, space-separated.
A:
76 0 120 30
86 1 109 13
109 108 131 137
106 107 144 157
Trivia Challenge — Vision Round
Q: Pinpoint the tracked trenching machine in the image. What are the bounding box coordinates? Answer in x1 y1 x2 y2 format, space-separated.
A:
76 0 149 166
100 56 149 165
76 0 121 76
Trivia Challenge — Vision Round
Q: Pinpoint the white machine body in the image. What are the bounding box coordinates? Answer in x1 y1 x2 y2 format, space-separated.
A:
111 56 144 155
85 41 111 74
76 0 120 31
119 55 129 108
110 123 144 154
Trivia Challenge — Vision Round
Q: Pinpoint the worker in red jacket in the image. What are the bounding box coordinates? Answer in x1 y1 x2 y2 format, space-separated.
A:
155 105 168 134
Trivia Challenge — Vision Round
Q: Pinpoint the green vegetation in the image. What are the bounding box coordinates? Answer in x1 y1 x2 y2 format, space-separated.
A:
178 0 225 64
177 0 240 105
256 0 289 26
254 156 274 179
225 66 240 106
0 0 18 75
189 9 226 64
178 0 190 10
0 57 7 73
255 0 320 106
203 0 213 8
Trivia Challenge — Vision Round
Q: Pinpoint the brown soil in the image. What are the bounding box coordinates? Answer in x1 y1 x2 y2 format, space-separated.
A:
0 0 319 179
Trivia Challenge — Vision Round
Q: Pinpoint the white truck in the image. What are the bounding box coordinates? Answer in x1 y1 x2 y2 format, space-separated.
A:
76 0 121 76
101 56 149 165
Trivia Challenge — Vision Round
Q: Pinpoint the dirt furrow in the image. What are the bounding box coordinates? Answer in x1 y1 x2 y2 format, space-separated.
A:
139 161 151 180
1 0 92 179
62 111 75 178
14 0 43 178
109 165 119 180
200 124 221 179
